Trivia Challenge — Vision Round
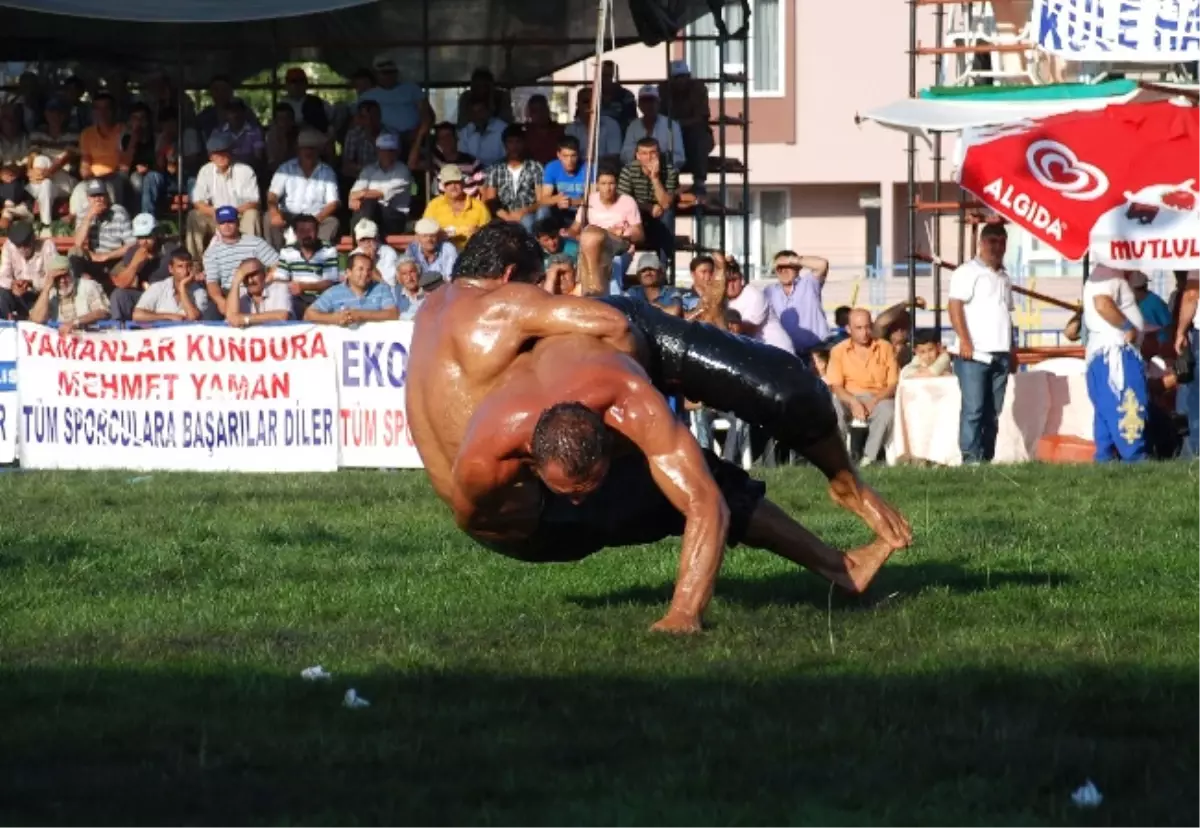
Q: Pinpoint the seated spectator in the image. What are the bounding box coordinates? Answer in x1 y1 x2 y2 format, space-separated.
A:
901 329 952 379
280 68 333 135
120 103 156 215
458 94 507 167
620 86 686 170
482 124 549 233
28 253 111 333
76 93 129 210
826 308 899 465
422 164 491 250
0 160 34 229
724 257 793 353
832 305 852 338
265 102 299 174
455 68 514 128
353 219 399 286
27 97 80 227
543 253 579 296
872 297 927 366
0 221 55 319
141 107 203 217
570 164 642 295
341 99 398 181
1129 271 1173 347
276 213 340 315
186 131 260 257
130 248 207 324
540 135 588 226
225 257 292 328
405 217 457 282
216 100 266 169
407 119 484 198
681 254 714 316
203 206 280 319
533 217 579 268
625 251 682 316
658 61 712 196
69 179 134 284
358 55 429 146
267 128 340 247
395 255 437 319
109 212 182 320
349 132 412 236
195 75 261 142
600 60 638 131
523 94 565 164
618 137 678 267
304 250 399 326
59 75 91 134
565 87 621 164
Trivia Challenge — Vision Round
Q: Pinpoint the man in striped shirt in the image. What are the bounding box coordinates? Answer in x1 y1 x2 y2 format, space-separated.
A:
68 179 135 285
276 213 340 317
618 137 678 272
203 205 279 320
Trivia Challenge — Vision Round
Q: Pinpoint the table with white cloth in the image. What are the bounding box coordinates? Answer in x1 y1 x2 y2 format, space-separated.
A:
886 360 1094 466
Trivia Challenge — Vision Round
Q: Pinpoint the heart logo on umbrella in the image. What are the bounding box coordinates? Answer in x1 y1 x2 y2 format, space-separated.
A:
1026 139 1110 201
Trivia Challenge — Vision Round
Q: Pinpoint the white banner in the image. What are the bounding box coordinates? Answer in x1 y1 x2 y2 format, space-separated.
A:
331 320 423 468
16 323 340 472
0 323 17 464
1033 0 1200 63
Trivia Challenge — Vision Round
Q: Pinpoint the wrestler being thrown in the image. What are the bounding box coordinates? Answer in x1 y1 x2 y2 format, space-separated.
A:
406 222 912 634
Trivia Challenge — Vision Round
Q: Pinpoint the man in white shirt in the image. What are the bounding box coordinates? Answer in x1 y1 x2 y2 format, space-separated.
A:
457 96 507 167
349 132 413 236
947 222 1015 464
1082 264 1148 462
565 87 622 163
619 85 686 169
266 128 341 248
185 131 260 258
131 248 207 324
1175 270 1199 457
724 262 794 354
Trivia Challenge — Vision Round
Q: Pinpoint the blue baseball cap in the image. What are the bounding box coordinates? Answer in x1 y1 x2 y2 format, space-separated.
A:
215 205 238 224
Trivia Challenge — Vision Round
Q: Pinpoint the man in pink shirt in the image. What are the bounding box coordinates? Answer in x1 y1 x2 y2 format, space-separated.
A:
570 165 643 296
0 221 56 319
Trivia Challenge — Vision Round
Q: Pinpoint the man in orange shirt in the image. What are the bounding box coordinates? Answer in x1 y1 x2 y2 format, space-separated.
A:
826 308 899 465
77 92 129 210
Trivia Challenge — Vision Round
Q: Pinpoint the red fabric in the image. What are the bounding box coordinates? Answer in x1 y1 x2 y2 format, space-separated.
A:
958 102 1199 261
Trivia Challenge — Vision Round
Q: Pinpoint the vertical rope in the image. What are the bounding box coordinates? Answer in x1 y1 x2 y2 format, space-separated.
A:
578 0 610 228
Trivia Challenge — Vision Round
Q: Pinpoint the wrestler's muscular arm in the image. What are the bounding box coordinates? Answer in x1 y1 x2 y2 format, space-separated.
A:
602 378 731 634
498 283 635 354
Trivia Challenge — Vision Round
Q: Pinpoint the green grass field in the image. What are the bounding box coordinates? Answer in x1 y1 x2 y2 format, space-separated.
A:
0 463 1196 825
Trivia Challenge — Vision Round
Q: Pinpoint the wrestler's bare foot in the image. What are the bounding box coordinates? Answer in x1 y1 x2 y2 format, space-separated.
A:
650 610 703 635
836 537 896 594
827 472 913 550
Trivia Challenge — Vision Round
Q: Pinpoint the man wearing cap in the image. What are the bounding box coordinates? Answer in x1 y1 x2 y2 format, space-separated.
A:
341 99 398 181
422 164 491 251
225 257 293 328
349 132 413 236
276 213 340 317
203 205 280 320
28 253 111 333
0 221 56 319
458 95 507 168
304 249 399 326
359 55 430 143
267 127 340 248
406 217 457 282
481 124 551 234
658 60 712 198
625 252 683 316
619 85 686 170
109 212 185 320
186 131 261 258
394 254 440 320
131 248 207 324
69 178 135 284
353 219 399 286
26 97 80 228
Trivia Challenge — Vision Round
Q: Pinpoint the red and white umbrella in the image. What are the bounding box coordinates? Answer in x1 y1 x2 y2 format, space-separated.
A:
955 101 1200 270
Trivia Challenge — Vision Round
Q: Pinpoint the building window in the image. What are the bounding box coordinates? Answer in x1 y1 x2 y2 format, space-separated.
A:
686 0 784 97
698 188 790 279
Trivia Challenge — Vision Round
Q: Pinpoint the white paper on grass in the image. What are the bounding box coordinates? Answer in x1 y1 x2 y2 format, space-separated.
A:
1071 779 1103 808
343 688 370 709
300 665 332 681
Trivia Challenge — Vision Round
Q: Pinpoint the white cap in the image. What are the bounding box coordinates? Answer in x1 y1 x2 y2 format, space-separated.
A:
637 84 660 99
413 217 440 235
669 60 690 77
297 127 326 149
375 132 400 151
131 213 157 237
633 251 663 273
354 218 379 240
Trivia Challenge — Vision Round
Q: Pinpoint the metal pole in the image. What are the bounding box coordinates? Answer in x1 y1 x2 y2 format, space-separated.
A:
906 0 918 345
578 0 607 228
175 25 185 239
422 0 431 205
717 29 727 254
741 16 749 278
931 2 945 334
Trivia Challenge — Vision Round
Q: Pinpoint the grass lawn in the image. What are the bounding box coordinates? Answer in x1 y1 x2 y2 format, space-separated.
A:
0 462 1196 825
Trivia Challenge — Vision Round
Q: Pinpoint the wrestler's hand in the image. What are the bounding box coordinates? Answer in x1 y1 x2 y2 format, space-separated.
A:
651 609 702 635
